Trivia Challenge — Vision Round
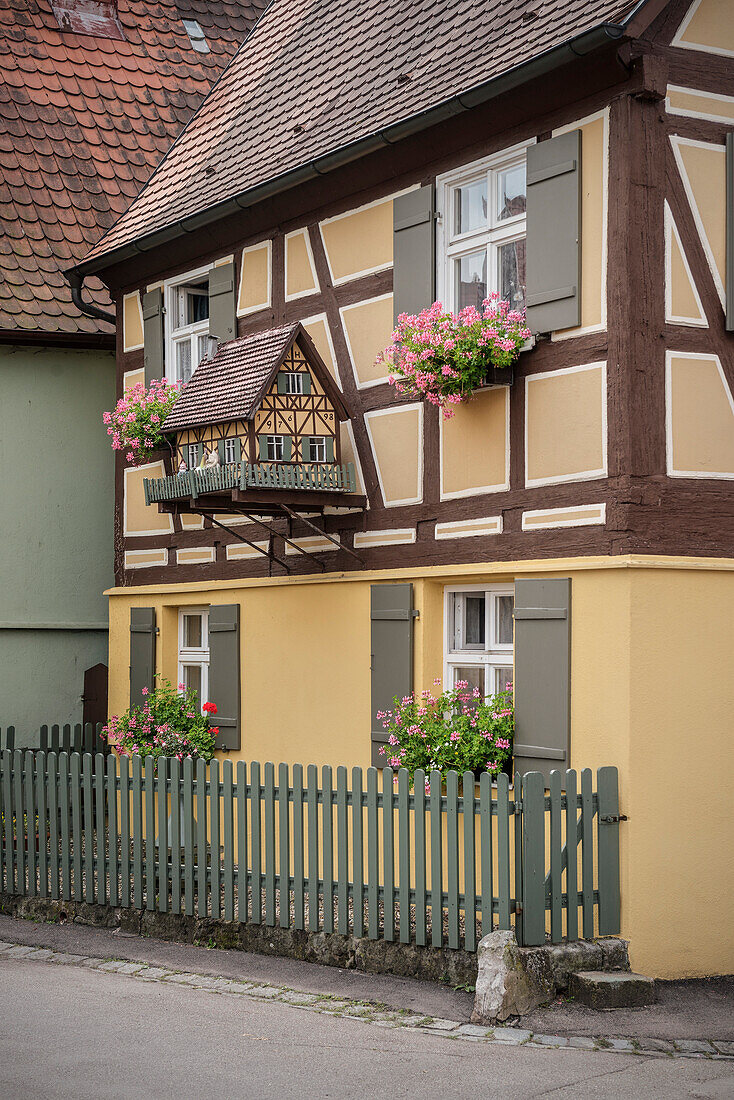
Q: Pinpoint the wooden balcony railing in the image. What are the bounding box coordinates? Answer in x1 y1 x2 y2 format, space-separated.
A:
143 461 358 505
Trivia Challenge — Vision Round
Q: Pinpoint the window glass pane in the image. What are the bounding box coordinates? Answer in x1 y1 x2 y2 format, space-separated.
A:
496 595 514 645
495 667 514 695
182 664 202 697
454 178 487 235
183 614 202 648
286 373 304 394
187 444 198 469
267 436 284 461
456 250 487 312
465 595 485 647
452 665 485 696
308 437 326 462
176 339 192 383
224 438 238 463
497 164 526 221
498 238 526 309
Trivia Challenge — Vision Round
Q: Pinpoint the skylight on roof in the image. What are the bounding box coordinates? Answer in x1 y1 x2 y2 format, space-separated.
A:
182 19 209 54
52 1 125 41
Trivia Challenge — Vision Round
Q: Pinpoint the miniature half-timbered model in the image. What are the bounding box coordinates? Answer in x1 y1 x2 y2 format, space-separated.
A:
143 322 365 569
72 0 734 978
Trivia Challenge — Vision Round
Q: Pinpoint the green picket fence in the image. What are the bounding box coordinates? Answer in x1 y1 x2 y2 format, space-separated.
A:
0 751 620 950
0 724 107 756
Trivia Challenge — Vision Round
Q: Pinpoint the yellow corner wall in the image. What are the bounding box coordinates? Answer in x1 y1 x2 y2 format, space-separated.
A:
106 557 734 978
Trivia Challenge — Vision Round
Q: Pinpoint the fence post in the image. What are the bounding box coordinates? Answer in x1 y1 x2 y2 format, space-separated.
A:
521 771 546 946
597 766 621 935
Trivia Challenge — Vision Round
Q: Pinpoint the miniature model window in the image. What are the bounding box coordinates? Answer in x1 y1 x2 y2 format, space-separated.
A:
306 436 327 462
438 147 528 313
223 438 239 464
284 373 306 395
266 435 284 461
178 609 209 707
444 586 514 699
187 443 200 469
165 268 211 385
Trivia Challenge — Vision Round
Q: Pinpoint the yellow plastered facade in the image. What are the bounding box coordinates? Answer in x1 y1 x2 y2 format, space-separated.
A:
301 316 339 382
667 353 734 476
285 229 318 299
123 462 173 537
319 197 393 282
675 0 734 54
525 364 606 485
106 557 734 978
122 292 144 352
237 242 271 315
123 368 145 393
365 404 422 506
667 85 734 123
340 296 394 387
666 206 706 325
440 387 509 498
673 140 727 294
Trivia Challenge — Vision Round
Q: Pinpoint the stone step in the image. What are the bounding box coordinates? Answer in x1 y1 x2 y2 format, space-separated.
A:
569 970 656 1009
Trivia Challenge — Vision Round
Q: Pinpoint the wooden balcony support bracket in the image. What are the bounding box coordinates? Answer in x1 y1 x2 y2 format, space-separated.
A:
204 513 291 573
230 509 327 571
278 503 365 565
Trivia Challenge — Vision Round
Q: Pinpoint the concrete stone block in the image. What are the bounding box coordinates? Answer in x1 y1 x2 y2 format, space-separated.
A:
569 970 656 1009
471 931 549 1025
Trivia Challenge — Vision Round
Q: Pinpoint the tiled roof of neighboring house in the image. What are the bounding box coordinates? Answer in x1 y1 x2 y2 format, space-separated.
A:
0 0 266 337
79 0 649 270
163 324 300 430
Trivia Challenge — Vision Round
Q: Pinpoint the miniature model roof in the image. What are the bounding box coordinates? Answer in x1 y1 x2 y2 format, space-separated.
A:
0 0 266 337
162 322 350 431
76 0 661 272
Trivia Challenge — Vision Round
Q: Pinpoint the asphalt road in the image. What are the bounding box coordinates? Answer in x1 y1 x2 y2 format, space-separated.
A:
1 958 733 1099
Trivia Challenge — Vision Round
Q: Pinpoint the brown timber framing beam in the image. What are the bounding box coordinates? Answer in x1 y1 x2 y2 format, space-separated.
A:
205 514 291 573
278 503 365 565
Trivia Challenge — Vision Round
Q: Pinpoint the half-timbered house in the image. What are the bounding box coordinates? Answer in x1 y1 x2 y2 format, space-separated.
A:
70 0 734 978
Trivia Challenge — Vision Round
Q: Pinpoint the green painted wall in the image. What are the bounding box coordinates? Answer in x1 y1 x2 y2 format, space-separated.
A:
0 344 116 739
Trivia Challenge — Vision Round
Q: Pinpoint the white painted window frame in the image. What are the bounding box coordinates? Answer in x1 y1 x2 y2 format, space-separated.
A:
164 263 213 385
223 438 239 464
307 436 327 461
266 435 284 461
284 372 305 395
436 141 533 313
178 608 210 708
443 584 514 699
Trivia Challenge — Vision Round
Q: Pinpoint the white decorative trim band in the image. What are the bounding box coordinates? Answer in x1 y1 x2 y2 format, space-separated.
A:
353 528 416 549
522 504 607 531
175 547 216 565
124 549 169 569
226 541 269 561
435 516 503 540
285 536 340 555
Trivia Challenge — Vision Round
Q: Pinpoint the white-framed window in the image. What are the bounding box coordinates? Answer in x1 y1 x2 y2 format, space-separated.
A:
165 265 211 384
436 143 531 314
178 608 209 707
284 373 305 395
187 443 199 469
444 585 514 699
223 437 239 464
266 435 284 461
306 436 327 462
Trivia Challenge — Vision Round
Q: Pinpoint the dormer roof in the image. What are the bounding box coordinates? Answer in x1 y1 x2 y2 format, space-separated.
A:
162 322 350 432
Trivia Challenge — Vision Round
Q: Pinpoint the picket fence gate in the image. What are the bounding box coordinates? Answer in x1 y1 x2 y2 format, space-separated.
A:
0 750 621 950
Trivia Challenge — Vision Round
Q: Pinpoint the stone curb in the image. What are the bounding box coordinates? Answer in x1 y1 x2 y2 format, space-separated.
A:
1 941 732 1062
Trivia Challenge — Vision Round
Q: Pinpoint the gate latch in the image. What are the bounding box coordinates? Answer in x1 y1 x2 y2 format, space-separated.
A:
600 814 628 824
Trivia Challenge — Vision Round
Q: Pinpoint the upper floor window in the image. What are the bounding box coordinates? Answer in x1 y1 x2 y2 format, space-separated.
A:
284 373 305 395
165 266 211 384
187 443 199 469
444 585 514 699
266 435 284 461
437 144 530 314
223 438 239 464
306 436 327 462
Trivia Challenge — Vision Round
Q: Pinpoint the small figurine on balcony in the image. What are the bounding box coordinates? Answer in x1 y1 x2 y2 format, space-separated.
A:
205 447 220 469
178 458 187 474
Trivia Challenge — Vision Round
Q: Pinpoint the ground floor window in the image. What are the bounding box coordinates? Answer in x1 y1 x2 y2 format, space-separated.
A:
444 585 514 698
178 608 209 706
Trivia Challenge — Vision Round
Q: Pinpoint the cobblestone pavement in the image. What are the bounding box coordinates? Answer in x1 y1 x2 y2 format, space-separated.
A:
2 940 732 1062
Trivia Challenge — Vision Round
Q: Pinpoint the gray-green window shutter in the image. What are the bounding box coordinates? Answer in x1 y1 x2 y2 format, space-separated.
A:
392 184 435 324
301 372 311 394
217 439 227 463
726 132 733 332
208 261 236 342
277 373 288 394
129 607 156 708
282 435 292 460
258 435 268 460
513 578 571 784
208 604 240 751
325 436 334 463
142 288 164 385
525 131 582 334
370 584 414 768
196 442 204 465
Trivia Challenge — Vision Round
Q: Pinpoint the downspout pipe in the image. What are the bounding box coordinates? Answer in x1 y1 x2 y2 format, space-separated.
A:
66 269 116 327
69 19 631 282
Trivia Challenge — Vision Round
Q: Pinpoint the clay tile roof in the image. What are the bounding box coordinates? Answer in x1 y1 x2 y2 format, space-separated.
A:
163 323 300 431
80 0 646 269
0 0 267 337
